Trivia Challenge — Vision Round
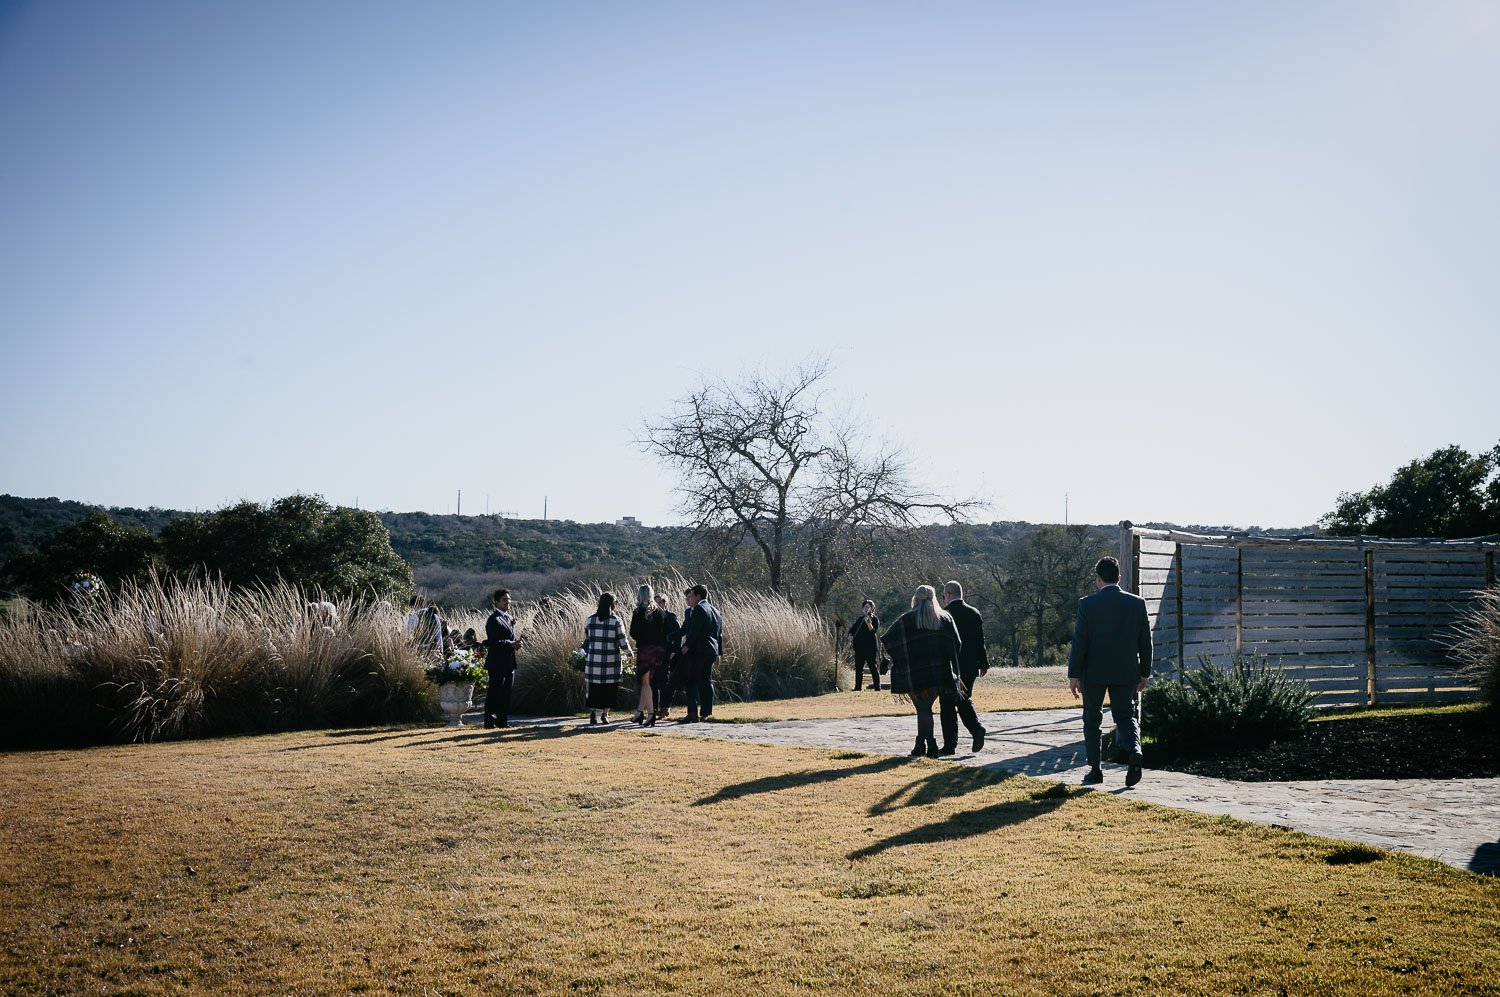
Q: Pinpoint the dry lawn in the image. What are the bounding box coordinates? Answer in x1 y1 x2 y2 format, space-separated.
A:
2 721 1497 996
713 666 1074 721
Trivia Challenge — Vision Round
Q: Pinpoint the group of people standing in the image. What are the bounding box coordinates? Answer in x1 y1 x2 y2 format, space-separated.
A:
476 583 723 730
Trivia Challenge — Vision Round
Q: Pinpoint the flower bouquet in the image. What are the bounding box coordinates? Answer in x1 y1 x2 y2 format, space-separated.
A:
568 647 587 672
426 648 486 686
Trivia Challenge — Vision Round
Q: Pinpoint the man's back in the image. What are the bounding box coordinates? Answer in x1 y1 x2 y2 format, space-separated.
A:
1068 586 1152 686
946 600 986 675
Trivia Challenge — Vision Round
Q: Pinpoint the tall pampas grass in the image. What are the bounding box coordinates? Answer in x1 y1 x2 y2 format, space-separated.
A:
1448 586 1500 706
0 574 434 748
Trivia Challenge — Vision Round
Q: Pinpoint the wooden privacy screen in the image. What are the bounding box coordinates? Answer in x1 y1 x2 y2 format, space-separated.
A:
1120 524 1498 706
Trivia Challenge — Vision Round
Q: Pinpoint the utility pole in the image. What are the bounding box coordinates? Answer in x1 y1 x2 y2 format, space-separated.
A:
1065 492 1069 527
457 490 462 516
485 494 489 515
544 496 548 521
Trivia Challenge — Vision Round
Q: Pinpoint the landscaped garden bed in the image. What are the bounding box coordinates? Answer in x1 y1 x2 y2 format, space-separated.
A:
1147 703 1499 781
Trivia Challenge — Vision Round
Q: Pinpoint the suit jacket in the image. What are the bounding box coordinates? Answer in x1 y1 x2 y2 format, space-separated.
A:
681 599 722 663
1067 585 1152 686
484 609 518 675
847 613 881 654
945 599 987 677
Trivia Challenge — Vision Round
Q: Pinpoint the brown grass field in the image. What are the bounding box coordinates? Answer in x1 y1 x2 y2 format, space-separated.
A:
2 721 1498 995
713 666 1075 722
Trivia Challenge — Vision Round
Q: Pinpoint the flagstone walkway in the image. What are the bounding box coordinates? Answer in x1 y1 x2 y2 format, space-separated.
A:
642 708 1500 877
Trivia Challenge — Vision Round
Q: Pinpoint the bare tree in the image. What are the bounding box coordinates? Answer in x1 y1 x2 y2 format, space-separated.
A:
643 359 979 606
798 424 982 608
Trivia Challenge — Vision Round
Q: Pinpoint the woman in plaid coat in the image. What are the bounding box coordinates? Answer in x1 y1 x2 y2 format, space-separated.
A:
582 592 632 725
879 584 986 758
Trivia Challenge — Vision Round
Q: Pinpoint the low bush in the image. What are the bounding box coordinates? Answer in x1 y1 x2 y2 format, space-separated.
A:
1143 653 1316 759
1447 586 1500 706
0 575 435 749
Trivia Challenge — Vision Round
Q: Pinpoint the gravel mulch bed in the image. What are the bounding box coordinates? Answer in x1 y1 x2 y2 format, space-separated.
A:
1147 707 1500 782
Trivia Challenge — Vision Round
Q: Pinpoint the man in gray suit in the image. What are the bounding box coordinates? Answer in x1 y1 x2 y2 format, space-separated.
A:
1068 556 1152 787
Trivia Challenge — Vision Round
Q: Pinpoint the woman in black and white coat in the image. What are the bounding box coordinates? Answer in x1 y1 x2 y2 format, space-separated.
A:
582 591 632 725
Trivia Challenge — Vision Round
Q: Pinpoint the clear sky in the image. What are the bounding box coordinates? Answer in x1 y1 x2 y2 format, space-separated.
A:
2 1 1496 529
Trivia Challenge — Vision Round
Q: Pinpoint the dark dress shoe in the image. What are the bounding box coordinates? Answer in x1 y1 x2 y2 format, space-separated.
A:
909 738 927 757
482 722 495 729
925 740 941 759
1126 757 1143 787
971 729 986 753
680 714 700 724
1081 768 1104 786
936 746 957 757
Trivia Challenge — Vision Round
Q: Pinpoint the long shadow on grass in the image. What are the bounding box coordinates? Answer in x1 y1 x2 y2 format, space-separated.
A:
1471 842 1500 877
867 766 1017 816
850 786 1083 860
278 729 440 750
411 723 602 748
693 756 910 806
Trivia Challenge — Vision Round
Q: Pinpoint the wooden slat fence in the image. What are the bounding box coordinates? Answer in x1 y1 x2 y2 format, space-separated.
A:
1121 523 1498 706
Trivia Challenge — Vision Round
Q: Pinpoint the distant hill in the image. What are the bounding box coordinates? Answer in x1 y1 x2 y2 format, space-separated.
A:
0 495 186 568
0 494 685 577
0 493 1315 581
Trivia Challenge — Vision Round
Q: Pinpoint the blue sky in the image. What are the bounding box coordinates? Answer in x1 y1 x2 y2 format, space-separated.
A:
2 1 1496 528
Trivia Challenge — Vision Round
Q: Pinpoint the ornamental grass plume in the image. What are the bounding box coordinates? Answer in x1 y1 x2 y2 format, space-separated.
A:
1447 586 1500 706
0 574 433 748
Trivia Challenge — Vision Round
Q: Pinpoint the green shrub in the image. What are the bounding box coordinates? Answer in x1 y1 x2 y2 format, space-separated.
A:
1143 653 1316 759
1448 586 1500 706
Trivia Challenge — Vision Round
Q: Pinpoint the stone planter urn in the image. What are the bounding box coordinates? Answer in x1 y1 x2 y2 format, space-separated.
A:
438 681 475 726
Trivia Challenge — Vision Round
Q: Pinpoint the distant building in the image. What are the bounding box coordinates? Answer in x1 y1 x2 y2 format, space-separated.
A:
616 516 642 528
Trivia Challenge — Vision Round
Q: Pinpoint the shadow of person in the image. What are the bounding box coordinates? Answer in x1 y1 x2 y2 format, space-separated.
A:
849 790 1077 861
867 766 1016 816
693 756 910 807
1470 842 1500 877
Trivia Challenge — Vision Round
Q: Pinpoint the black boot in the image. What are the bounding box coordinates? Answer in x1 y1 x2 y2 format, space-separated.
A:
925 737 941 758
909 736 926 757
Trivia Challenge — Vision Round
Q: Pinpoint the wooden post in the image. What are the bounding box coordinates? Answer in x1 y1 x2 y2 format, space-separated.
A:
1174 542 1185 675
1364 548 1376 707
1118 521 1135 593
1235 546 1243 657
1488 550 1495 589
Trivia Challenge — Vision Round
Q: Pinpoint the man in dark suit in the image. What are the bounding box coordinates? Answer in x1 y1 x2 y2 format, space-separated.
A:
483 588 524 729
939 580 988 755
1068 557 1152 786
678 583 722 723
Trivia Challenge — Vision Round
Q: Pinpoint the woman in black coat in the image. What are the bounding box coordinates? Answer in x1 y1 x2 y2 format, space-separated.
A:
880 584 987 758
627 584 674 726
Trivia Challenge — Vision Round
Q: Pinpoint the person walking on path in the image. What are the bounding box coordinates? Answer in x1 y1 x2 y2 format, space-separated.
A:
483 589 524 729
628 584 673 726
678 584 722 723
1068 556 1152 787
847 599 883 691
583 592 632 726
880 584 986 758
939 580 987 754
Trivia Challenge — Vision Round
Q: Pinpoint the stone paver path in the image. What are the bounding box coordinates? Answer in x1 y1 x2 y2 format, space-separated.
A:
645 708 1500 876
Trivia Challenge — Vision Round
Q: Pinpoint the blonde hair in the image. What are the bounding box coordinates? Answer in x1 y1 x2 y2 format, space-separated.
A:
910 584 951 630
636 584 654 611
